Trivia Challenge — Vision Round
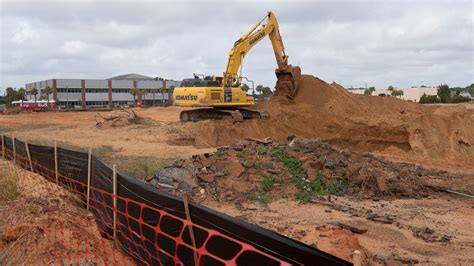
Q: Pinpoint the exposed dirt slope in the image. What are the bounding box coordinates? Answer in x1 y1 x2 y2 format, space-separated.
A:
177 75 474 170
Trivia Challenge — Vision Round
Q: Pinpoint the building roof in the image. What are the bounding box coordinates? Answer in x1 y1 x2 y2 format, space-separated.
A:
108 73 156 80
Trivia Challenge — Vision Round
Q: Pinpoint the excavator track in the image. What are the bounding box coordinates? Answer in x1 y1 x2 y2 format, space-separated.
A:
179 107 270 122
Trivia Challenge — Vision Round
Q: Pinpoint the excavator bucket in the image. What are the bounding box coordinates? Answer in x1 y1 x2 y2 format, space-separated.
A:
274 65 301 99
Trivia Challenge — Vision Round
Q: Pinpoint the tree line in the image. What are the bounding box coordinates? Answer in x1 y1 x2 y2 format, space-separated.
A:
419 84 473 104
364 85 404 98
2 86 53 107
129 86 175 106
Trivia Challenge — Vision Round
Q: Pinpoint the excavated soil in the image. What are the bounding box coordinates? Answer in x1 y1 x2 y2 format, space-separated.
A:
177 75 474 171
146 137 474 265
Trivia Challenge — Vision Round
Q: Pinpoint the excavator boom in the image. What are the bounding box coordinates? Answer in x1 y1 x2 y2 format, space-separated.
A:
223 11 301 98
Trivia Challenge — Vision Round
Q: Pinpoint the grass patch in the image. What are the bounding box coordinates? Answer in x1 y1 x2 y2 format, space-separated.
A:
222 169 229 177
139 158 163 179
234 202 243 211
244 192 271 204
261 175 275 193
254 161 273 171
258 146 269 155
214 149 227 157
236 151 249 158
0 164 21 202
271 146 338 204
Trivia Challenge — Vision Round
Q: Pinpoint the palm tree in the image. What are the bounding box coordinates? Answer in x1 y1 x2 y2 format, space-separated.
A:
42 86 52 103
18 88 26 100
30 88 39 103
129 88 140 107
159 87 167 105
151 88 159 106
167 86 175 104
142 89 147 107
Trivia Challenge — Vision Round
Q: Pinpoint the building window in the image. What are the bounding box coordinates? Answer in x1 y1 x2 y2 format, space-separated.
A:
85 88 108 93
57 88 82 93
112 89 130 93
86 101 109 106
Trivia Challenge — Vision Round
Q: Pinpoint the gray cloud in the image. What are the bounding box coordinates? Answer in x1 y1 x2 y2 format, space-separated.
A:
1 0 473 93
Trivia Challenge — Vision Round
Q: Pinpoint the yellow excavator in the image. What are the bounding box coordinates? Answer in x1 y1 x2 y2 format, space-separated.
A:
173 11 301 122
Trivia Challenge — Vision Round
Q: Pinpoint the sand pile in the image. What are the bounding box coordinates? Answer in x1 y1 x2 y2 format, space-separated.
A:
177 74 474 168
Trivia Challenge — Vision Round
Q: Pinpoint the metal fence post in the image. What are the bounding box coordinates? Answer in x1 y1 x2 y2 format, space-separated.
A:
12 135 17 164
54 141 59 184
1 135 4 159
87 148 92 211
112 164 117 242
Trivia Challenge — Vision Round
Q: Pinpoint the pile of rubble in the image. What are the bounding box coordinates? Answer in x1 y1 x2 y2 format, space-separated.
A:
95 110 153 128
147 136 458 203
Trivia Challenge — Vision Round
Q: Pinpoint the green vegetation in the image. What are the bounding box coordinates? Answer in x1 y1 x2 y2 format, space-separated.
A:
0 164 21 202
271 146 340 203
129 87 140 106
3 87 23 106
30 88 38 102
364 86 375 95
234 202 243 210
222 169 230 177
255 85 273 101
419 84 472 104
258 146 269 155
261 175 275 192
245 192 271 204
254 161 273 171
214 149 227 157
41 86 52 102
139 158 162 179
294 173 338 203
236 151 249 158
451 95 472 103
437 84 451 103
419 93 440 103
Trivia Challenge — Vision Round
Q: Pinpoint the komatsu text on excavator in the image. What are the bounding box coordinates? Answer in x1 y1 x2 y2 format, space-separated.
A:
173 11 301 122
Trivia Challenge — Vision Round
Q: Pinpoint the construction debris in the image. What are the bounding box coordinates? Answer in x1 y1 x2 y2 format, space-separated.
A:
337 222 368 234
145 137 467 202
95 109 151 128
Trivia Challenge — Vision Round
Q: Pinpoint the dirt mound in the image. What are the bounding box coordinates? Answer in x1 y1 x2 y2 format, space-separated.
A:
176 74 474 169
146 137 469 203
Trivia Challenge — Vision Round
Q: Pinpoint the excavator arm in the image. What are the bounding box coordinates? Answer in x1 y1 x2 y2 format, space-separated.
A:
223 11 301 98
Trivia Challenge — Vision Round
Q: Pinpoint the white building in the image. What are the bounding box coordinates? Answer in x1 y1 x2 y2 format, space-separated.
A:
25 73 182 109
348 87 438 102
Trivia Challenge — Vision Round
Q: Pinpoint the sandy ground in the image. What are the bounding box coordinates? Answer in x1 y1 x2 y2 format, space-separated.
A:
0 107 213 160
200 196 474 265
0 160 133 265
2 71 474 266
1 106 473 264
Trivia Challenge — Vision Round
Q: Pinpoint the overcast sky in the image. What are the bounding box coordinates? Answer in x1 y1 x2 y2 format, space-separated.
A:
1 0 473 94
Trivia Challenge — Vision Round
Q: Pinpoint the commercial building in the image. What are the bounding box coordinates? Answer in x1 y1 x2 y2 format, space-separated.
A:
25 73 181 109
348 87 438 102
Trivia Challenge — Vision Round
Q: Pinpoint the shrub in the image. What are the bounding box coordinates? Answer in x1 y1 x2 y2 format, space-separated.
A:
451 95 471 103
419 93 440 104
0 164 21 202
261 175 275 192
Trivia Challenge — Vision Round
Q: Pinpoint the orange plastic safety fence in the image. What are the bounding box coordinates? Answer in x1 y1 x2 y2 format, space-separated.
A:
1 141 292 265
